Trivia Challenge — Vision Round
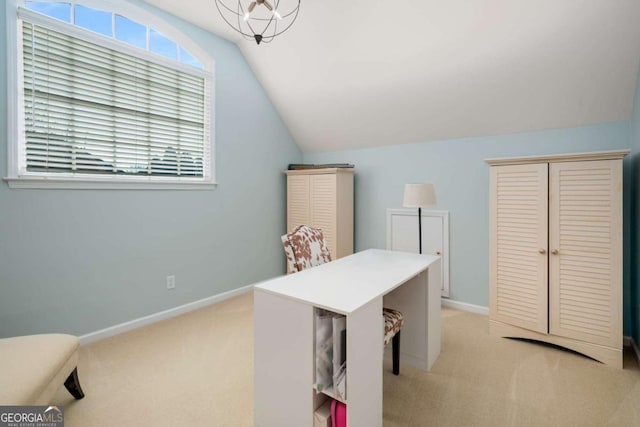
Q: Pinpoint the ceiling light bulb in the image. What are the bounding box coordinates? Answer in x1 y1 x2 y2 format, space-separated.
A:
273 10 282 19
243 12 250 21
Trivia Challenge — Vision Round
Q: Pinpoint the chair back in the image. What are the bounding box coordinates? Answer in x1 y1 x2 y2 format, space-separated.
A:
281 225 332 273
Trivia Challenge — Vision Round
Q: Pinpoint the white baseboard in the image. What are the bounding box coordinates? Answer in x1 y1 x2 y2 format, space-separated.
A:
441 298 489 315
79 284 254 345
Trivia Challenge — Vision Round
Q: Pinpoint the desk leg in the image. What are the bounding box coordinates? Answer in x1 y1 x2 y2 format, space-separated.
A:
347 297 383 427
254 290 314 427
383 260 442 371
426 258 442 370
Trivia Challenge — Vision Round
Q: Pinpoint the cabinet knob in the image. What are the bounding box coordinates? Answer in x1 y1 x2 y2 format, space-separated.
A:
538 249 546 254
551 249 559 255
436 251 441 255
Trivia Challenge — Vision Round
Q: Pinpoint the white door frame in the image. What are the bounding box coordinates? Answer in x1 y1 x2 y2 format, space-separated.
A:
386 208 450 297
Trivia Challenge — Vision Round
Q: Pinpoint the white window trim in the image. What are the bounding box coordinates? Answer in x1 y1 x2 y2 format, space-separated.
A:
4 0 216 190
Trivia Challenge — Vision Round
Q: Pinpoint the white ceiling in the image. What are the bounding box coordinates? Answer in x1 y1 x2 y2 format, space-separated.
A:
144 0 640 152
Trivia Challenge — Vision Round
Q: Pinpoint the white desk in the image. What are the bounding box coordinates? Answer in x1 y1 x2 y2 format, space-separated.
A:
254 249 441 427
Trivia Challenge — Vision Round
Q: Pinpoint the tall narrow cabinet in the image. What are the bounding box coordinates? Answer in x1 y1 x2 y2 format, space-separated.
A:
486 150 628 368
285 168 354 264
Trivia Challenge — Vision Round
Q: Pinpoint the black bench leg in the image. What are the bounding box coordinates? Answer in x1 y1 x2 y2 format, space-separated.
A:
392 331 401 376
64 367 85 400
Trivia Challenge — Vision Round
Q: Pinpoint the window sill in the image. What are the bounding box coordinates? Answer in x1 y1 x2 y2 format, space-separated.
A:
3 176 218 190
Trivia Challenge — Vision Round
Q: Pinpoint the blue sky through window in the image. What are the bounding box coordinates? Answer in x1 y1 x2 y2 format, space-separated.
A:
75 5 111 37
25 1 70 22
180 48 202 68
150 29 177 60
25 1 203 68
115 15 146 50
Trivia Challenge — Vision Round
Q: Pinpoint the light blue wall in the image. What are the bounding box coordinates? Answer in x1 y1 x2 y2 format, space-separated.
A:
630 61 640 345
304 123 633 333
0 1 302 337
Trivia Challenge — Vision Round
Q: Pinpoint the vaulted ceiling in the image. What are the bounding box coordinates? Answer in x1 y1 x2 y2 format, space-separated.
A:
144 0 640 152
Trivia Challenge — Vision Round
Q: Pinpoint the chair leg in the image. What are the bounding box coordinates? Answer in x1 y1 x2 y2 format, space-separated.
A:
392 331 400 376
64 367 85 400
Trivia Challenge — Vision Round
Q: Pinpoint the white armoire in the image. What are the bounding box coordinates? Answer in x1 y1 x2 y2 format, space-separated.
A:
285 168 354 263
486 150 628 368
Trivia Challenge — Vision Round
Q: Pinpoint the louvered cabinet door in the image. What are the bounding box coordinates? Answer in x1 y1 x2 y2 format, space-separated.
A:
490 163 549 333
549 160 622 348
310 174 338 259
287 175 310 232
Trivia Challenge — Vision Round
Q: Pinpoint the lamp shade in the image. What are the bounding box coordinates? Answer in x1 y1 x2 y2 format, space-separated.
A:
403 183 436 208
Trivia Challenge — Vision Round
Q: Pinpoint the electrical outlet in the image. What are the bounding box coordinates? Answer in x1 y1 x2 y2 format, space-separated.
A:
166 275 176 290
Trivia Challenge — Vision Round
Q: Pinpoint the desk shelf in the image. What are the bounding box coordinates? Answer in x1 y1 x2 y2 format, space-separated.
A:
313 308 347 403
313 384 347 405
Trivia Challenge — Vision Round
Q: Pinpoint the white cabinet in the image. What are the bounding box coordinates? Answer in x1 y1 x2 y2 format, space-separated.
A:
286 168 354 262
386 209 450 297
489 163 549 333
487 150 628 368
548 160 623 349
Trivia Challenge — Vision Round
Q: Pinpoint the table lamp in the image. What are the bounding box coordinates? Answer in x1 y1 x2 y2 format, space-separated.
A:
403 183 436 254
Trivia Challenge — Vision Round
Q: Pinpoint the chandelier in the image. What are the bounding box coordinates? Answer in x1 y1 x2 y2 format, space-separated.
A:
215 0 301 45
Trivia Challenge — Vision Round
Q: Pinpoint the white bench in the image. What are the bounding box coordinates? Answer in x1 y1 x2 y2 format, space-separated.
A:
0 334 85 405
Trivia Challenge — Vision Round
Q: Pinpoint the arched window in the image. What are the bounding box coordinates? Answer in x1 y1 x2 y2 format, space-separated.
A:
6 0 215 189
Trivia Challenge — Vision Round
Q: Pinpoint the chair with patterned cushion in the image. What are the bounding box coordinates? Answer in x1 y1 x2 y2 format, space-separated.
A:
281 224 405 375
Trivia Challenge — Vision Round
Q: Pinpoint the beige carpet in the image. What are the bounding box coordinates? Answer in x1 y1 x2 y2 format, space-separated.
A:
52 292 640 426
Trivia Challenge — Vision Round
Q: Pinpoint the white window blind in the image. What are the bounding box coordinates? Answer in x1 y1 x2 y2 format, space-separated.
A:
21 20 209 179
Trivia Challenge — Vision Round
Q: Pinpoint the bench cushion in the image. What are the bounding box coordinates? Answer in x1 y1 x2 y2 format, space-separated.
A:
0 334 79 405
